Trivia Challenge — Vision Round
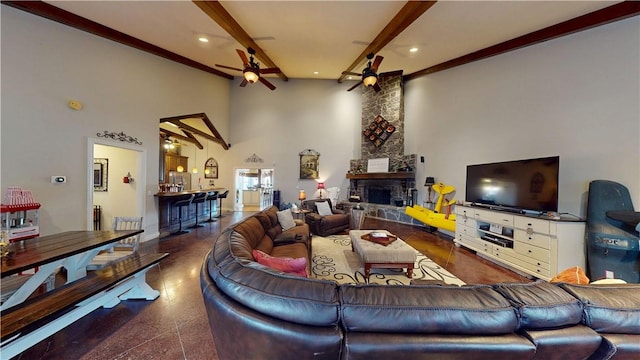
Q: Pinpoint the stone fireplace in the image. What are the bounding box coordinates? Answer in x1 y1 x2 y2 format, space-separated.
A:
346 73 416 207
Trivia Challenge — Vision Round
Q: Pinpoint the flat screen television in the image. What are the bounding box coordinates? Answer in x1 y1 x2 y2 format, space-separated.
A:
465 156 559 214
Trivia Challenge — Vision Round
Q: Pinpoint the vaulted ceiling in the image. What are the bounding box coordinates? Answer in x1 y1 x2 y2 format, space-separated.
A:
6 1 637 84
4 1 638 149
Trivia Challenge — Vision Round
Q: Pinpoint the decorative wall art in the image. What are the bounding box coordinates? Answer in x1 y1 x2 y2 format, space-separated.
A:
363 115 395 147
299 149 320 179
93 158 108 192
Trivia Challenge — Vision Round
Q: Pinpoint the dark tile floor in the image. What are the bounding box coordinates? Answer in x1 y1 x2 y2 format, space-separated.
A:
14 211 531 359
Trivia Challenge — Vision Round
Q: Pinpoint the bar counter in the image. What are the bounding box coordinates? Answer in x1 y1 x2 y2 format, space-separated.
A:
155 188 226 233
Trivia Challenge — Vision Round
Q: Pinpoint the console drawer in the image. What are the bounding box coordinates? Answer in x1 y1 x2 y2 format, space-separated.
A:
515 216 550 234
456 216 477 228
514 229 551 249
473 208 514 227
514 242 550 262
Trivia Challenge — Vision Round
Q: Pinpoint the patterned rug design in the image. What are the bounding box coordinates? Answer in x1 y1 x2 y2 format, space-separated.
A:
312 234 466 286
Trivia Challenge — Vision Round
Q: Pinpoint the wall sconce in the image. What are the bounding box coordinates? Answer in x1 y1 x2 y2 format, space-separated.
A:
317 182 326 199
123 172 134 183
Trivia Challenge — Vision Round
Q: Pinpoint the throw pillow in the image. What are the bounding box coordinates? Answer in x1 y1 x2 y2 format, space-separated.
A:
276 209 296 231
252 249 307 277
316 201 333 216
550 266 590 284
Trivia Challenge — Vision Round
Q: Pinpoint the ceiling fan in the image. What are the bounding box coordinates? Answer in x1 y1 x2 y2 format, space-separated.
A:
216 47 281 91
343 53 384 92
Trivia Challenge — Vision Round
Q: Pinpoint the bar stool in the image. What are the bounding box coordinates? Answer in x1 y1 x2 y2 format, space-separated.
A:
170 193 195 235
217 190 229 218
190 192 208 228
205 191 219 222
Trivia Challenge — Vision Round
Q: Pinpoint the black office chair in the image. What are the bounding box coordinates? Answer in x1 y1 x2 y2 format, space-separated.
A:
586 180 639 283
190 192 208 228
170 193 195 235
205 191 219 222
217 190 229 218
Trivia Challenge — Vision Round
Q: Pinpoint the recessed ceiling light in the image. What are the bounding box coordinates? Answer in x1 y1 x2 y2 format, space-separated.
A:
313 71 319 75
198 37 209 43
409 47 418 53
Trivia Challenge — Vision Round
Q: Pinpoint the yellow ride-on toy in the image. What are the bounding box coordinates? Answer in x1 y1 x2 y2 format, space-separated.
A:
405 183 457 232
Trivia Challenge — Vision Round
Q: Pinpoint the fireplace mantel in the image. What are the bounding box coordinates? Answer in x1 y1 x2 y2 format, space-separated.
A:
346 172 415 180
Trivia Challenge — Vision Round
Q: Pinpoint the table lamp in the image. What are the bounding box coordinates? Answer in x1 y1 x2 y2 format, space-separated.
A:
298 189 306 206
425 176 435 205
317 182 325 199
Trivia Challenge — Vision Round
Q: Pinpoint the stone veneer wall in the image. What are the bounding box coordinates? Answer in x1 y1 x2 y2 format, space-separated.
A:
361 74 405 171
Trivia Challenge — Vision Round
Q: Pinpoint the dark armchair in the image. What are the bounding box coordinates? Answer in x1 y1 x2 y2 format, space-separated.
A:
301 199 351 236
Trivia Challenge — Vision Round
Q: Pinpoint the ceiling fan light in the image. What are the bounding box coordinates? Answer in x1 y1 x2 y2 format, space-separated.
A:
363 72 378 87
243 69 259 83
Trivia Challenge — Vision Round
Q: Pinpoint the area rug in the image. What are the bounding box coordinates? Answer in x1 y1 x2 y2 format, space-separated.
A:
311 234 466 286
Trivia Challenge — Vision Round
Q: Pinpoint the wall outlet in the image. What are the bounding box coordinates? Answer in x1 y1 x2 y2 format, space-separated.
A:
51 176 67 184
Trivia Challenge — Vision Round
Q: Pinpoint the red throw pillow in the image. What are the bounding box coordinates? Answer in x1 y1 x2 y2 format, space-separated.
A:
252 249 307 277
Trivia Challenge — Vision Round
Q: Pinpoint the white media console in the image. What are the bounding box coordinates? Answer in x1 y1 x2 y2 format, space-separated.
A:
454 205 586 280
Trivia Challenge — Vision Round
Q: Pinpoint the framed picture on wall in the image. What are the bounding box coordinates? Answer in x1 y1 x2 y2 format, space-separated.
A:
299 149 319 179
93 158 108 192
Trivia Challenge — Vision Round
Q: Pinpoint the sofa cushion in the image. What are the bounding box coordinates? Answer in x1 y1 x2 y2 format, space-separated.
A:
493 281 583 329
277 209 296 230
339 284 518 335
559 283 640 334
316 201 333 216
252 249 307 277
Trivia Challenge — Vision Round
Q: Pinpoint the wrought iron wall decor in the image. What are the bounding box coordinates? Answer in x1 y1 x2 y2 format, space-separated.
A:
97 130 143 145
245 153 264 163
299 149 320 180
363 115 395 147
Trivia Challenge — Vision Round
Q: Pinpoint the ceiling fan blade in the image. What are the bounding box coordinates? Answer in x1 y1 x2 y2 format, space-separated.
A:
342 71 362 76
239 79 248 87
347 82 363 92
236 49 250 67
373 82 382 92
260 67 281 74
370 55 384 72
259 77 276 90
379 70 403 77
215 64 243 72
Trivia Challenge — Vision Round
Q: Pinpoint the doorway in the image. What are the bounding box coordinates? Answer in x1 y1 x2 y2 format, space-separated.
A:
87 139 146 232
234 168 274 212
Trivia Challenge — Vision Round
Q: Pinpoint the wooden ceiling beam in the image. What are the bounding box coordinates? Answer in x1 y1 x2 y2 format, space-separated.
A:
160 113 230 150
194 1 288 82
2 1 233 80
405 1 640 81
337 1 437 83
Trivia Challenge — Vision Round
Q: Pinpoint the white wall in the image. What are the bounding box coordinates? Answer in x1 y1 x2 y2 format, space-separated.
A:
405 17 640 217
225 78 361 206
1 7 231 237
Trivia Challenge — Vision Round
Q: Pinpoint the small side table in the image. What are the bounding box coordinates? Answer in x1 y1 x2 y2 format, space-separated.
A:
292 209 311 221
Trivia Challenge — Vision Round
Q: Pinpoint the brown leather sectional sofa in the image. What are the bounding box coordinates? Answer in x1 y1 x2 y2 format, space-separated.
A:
200 206 640 360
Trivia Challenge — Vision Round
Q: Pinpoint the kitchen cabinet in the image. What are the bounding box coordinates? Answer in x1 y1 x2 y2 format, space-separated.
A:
164 154 188 181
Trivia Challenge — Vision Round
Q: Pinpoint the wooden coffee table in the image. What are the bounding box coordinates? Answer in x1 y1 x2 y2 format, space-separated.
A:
349 230 417 278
